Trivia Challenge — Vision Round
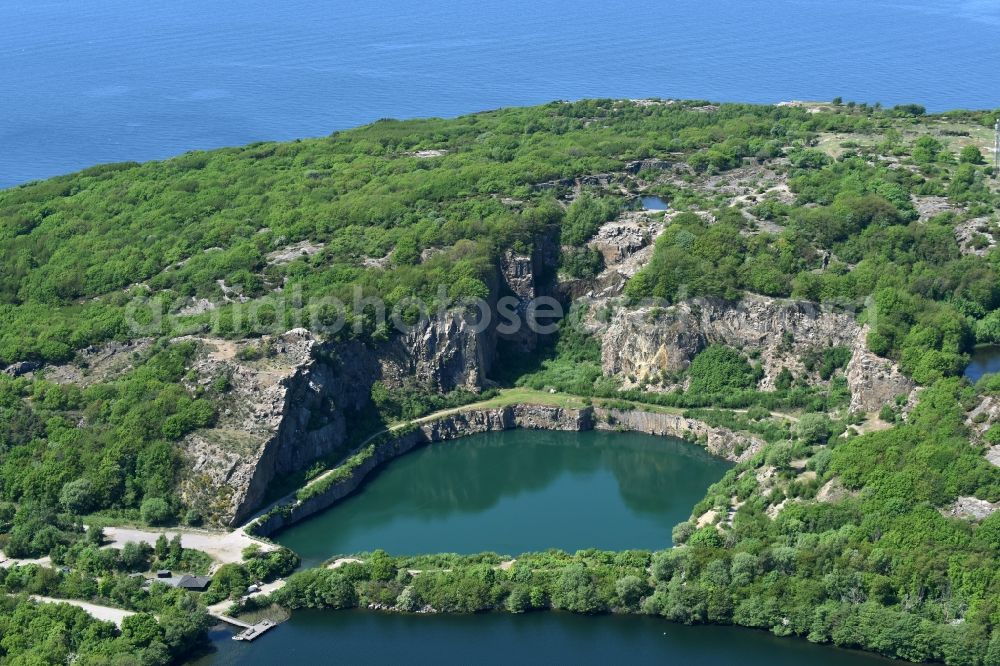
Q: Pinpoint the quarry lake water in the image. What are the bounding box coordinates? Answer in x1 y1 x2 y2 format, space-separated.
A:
196 609 898 665
196 428 899 664
273 429 732 568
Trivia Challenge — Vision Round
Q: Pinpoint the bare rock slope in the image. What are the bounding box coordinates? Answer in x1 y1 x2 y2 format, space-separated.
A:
600 294 913 412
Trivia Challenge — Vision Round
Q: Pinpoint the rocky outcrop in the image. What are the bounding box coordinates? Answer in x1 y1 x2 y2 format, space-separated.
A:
179 330 379 526
497 249 539 352
562 212 662 299
247 403 758 537
493 230 559 352
40 338 155 386
845 326 916 412
600 295 914 410
378 310 493 392
593 408 764 462
180 312 499 526
940 496 999 521
176 224 570 526
954 217 996 257
626 159 672 175
3 361 41 377
588 213 660 266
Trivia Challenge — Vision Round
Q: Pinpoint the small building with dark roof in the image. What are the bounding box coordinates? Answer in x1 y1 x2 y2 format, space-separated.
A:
176 575 212 591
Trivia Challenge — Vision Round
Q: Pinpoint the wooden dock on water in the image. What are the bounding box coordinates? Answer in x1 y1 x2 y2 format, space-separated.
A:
232 619 276 642
208 610 277 642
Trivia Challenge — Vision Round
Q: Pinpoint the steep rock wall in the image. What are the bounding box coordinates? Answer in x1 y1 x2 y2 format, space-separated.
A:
600 295 914 411
182 231 561 526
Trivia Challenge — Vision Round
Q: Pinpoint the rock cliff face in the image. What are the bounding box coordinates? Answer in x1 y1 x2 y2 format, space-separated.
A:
600 295 914 410
178 330 377 526
377 310 493 392
494 230 559 352
844 325 917 413
180 311 500 526
593 408 763 462
178 226 567 525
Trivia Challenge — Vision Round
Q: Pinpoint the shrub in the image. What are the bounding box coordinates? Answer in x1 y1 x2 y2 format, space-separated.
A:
796 413 832 445
139 497 173 526
688 346 760 394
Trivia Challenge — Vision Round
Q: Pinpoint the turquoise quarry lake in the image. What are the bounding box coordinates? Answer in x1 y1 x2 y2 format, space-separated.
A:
4 0 1000 188
274 429 732 568
192 428 904 665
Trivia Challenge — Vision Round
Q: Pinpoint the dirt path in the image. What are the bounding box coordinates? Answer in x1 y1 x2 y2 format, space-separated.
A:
0 554 52 569
205 579 286 618
29 595 135 627
102 526 274 568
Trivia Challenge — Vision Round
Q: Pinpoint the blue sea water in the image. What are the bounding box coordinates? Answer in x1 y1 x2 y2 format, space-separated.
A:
2 0 999 188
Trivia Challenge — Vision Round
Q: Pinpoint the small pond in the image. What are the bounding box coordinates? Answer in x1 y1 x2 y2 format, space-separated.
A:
965 344 1000 383
639 195 669 211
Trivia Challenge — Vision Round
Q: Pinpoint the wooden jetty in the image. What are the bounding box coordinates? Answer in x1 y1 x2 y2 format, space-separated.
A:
232 619 276 642
207 609 277 642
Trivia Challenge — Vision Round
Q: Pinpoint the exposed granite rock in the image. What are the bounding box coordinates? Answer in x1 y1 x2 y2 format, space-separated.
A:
587 212 660 265
3 361 42 377
968 395 1000 435
494 230 559 352
600 295 914 410
266 240 325 265
561 212 663 299
912 195 954 222
845 326 916 412
954 217 997 257
177 226 567 526
498 249 538 352
593 408 763 462
626 158 673 174
601 295 855 384
179 330 378 526
378 310 493 392
514 404 595 431
181 309 499 526
940 496 999 521
40 338 154 386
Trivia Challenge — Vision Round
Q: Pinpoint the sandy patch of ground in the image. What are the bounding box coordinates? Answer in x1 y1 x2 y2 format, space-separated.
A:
696 510 718 528
0 554 52 569
29 596 134 627
101 526 274 568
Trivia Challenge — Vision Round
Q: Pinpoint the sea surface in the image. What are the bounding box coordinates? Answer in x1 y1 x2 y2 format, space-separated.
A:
3 0 1000 188
274 429 732 568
